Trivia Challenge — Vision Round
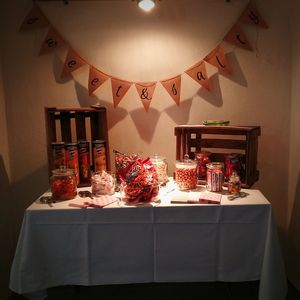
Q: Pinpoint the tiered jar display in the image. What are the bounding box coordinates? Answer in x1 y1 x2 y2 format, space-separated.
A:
175 154 197 190
206 162 224 192
150 155 168 185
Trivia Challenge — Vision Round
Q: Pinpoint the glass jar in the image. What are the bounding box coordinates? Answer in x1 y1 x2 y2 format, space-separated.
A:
175 154 197 190
228 172 241 195
206 162 224 192
150 155 168 185
91 170 116 196
50 166 77 201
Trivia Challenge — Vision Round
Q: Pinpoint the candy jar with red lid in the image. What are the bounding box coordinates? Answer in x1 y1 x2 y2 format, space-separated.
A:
50 166 77 201
175 154 197 190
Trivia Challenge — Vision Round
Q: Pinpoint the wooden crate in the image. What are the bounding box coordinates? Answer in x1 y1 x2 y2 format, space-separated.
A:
45 106 110 185
174 125 261 188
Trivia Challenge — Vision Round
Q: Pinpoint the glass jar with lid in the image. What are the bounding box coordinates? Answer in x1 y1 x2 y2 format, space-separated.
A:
50 166 77 201
175 154 197 190
227 171 241 195
150 155 168 185
206 162 224 192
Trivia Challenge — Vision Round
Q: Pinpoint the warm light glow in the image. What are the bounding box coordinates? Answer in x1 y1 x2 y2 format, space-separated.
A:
138 0 155 12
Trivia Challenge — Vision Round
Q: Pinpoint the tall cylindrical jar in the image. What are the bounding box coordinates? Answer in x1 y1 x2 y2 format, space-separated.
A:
175 154 197 190
150 155 168 185
206 162 224 192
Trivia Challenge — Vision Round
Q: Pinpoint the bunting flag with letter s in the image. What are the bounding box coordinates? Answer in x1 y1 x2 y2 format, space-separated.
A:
160 75 182 106
19 4 49 31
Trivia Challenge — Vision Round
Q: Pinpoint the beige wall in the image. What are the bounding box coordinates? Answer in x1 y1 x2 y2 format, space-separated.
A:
0 0 297 294
287 0 300 290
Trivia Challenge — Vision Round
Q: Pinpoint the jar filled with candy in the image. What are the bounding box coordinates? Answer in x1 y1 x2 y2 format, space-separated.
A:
50 166 77 200
227 172 241 195
175 154 197 190
91 170 116 196
206 162 224 192
150 155 168 185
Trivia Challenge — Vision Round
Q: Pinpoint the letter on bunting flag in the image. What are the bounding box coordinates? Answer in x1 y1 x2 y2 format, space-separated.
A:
19 4 49 31
160 75 181 106
239 3 268 28
204 45 231 74
135 82 157 111
185 61 210 91
111 78 132 108
88 67 110 95
39 27 65 55
61 48 86 77
223 23 253 51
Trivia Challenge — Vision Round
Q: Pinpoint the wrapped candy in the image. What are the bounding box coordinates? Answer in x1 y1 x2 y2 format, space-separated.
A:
114 150 138 183
122 157 159 204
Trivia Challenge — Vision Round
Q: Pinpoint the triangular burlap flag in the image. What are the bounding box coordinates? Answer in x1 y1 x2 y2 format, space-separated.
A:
88 67 110 95
185 61 210 91
61 48 86 77
39 27 65 55
135 82 157 111
239 3 268 29
204 45 231 74
223 23 253 51
19 5 49 31
111 78 132 108
160 75 181 106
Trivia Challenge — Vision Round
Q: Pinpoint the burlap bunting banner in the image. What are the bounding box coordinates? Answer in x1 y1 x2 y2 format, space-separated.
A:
39 27 65 55
223 23 253 51
239 3 268 29
160 75 181 106
19 4 49 31
111 78 132 108
204 45 231 74
185 61 210 91
61 48 86 77
19 1 269 110
135 82 157 111
88 67 110 95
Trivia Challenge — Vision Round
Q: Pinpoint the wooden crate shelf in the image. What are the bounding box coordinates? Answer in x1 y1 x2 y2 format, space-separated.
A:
45 106 110 185
175 125 261 188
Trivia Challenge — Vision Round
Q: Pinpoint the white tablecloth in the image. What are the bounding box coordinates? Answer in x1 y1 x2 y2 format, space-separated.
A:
9 184 287 300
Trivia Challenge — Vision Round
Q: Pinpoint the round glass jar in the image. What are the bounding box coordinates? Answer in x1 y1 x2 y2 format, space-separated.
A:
50 166 77 201
206 162 224 192
150 155 168 185
91 170 116 196
175 154 197 190
194 151 211 180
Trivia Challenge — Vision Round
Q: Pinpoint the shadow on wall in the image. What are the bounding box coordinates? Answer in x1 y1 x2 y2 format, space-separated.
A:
287 172 300 291
0 156 14 299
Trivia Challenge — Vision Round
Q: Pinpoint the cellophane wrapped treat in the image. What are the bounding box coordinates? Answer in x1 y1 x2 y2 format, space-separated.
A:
114 150 138 183
122 157 159 204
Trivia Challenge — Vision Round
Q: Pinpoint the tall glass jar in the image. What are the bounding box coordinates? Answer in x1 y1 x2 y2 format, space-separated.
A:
150 155 168 185
175 154 197 190
206 162 224 192
50 166 77 201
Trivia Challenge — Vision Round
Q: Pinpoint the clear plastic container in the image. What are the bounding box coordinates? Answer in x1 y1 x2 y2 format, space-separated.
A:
50 166 77 200
175 154 197 190
150 155 168 185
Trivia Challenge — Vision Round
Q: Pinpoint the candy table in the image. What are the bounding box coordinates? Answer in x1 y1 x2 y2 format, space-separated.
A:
9 183 287 300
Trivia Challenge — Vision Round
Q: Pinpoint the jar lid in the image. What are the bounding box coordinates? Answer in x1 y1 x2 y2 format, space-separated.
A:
150 155 166 162
52 166 74 176
176 154 197 167
206 162 224 170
